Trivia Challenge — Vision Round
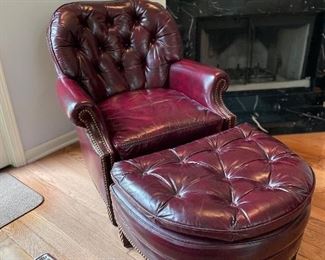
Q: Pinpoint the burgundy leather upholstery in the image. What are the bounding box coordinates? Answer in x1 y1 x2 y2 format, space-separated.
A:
99 88 224 159
48 0 182 102
111 123 315 241
111 123 315 259
112 188 310 260
170 59 235 128
48 0 236 225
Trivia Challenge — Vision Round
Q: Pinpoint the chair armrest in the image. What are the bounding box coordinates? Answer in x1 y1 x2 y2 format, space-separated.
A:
169 59 236 128
56 76 96 128
56 77 115 159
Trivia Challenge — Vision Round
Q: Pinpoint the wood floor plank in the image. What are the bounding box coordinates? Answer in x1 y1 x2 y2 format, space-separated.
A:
296 255 309 260
7 167 133 260
0 132 324 259
24 157 107 217
0 230 32 260
2 220 66 260
310 205 325 223
298 240 325 260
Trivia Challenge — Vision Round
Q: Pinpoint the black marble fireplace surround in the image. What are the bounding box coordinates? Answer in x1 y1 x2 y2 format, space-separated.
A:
167 0 325 134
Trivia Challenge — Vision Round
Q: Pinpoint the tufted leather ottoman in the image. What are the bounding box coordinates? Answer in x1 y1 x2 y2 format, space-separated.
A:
110 123 315 260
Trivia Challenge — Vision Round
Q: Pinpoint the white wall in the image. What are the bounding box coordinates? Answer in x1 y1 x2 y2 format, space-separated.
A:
0 0 165 156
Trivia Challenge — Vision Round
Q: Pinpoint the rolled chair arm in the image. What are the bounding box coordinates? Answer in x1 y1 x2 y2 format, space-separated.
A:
56 76 97 128
169 59 236 129
56 76 115 160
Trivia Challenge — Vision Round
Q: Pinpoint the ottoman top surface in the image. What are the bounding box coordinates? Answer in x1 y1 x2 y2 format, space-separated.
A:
111 123 315 241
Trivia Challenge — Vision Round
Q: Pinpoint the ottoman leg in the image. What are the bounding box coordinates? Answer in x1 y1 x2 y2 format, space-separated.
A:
118 226 132 248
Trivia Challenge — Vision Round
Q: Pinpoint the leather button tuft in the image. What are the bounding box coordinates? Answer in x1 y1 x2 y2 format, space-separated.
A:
230 202 238 207
79 18 88 27
116 62 123 71
134 19 141 26
124 40 131 48
74 44 82 52
106 16 113 26
98 45 105 52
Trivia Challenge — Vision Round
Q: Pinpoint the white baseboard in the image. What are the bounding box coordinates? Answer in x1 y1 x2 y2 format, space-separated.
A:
25 130 78 163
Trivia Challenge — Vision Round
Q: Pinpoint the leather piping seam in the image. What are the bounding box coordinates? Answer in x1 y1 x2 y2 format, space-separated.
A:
47 16 67 76
267 233 303 259
117 120 221 148
151 195 311 234
78 109 116 224
113 185 311 246
113 190 219 248
114 190 221 248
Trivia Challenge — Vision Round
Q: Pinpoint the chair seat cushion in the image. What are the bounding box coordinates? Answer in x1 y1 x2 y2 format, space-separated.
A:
111 123 315 242
99 89 224 159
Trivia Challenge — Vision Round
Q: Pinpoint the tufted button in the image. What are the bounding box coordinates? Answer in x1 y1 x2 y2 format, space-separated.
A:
133 12 141 25
106 16 113 26
269 155 278 162
124 39 131 49
174 193 182 198
230 202 238 207
150 37 156 44
268 181 278 189
74 42 82 51
115 61 123 71
79 17 88 28
95 65 102 73
134 16 141 26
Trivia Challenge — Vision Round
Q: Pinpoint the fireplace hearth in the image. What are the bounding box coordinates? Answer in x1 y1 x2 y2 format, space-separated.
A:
167 0 325 134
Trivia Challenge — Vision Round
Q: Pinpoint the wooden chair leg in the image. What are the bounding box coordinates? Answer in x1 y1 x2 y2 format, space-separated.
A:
118 226 132 248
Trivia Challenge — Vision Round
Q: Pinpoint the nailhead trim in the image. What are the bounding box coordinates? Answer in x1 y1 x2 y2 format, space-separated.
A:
79 109 117 225
215 78 236 128
117 225 131 248
118 225 148 260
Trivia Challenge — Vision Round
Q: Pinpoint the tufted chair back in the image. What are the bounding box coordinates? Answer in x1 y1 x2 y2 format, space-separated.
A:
48 0 183 102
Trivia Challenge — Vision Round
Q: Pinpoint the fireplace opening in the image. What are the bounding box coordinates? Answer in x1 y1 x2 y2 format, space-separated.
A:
198 15 316 91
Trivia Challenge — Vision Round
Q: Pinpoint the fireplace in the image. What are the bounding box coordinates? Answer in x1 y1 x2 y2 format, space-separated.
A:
167 0 325 134
198 15 315 91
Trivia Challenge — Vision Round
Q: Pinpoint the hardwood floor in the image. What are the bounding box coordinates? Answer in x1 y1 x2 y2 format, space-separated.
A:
0 132 324 260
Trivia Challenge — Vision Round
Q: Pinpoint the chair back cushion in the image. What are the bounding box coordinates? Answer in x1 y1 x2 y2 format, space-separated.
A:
48 0 183 102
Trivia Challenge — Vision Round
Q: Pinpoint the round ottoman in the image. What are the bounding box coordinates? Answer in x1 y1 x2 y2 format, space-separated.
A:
110 123 315 260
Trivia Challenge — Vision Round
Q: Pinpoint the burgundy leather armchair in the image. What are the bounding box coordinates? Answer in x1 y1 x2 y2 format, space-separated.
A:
47 0 235 225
